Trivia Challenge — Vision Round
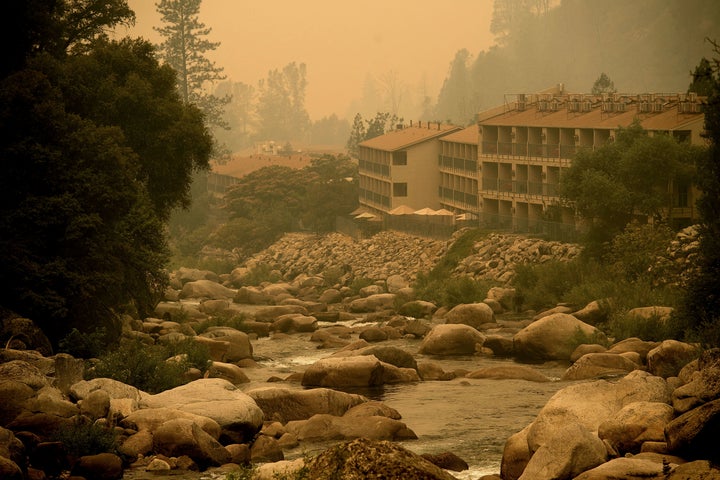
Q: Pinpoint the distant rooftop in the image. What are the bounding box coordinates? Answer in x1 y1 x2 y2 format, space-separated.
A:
440 124 479 144
359 122 461 151
478 92 704 131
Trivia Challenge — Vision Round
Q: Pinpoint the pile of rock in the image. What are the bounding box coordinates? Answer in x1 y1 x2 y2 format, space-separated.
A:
245 231 448 282
652 224 702 288
454 233 582 283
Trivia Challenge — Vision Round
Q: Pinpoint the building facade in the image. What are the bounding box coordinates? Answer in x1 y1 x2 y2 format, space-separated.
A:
358 121 461 213
356 88 706 236
477 88 706 234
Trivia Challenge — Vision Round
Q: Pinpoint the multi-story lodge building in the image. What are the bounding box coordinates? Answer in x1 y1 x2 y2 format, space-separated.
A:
358 121 461 213
357 86 706 236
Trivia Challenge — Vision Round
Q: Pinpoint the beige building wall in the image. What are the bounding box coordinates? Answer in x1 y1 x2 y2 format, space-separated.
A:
391 140 442 210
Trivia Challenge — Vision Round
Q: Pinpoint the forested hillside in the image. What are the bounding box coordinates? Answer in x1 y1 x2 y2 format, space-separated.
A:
434 0 720 124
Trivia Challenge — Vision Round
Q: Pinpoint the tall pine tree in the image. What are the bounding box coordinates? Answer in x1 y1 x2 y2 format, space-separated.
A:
154 0 228 128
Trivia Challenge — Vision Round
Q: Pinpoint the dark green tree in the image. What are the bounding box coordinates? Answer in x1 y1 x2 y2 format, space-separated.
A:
435 49 478 124
0 0 213 349
560 121 700 255
688 57 715 96
679 43 720 345
154 0 229 128
591 72 617 95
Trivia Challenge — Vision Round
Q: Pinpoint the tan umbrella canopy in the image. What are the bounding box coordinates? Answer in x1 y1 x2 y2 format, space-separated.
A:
389 205 416 215
433 209 455 216
413 207 437 215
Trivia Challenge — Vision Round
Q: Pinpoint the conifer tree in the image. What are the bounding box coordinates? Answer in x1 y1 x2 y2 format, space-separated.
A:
154 0 228 127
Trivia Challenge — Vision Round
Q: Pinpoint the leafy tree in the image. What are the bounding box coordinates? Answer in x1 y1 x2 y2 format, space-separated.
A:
560 121 700 255
346 113 367 157
435 49 478 124
58 37 213 220
688 57 715 96
214 155 358 256
591 72 617 95
214 80 256 151
310 114 350 147
154 0 229 128
0 1 212 348
255 62 311 142
679 43 720 346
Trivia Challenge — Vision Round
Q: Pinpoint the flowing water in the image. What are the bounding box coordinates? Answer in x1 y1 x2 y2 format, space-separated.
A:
124 318 573 479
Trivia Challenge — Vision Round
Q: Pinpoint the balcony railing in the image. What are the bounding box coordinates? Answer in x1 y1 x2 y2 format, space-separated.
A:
481 177 560 197
482 142 590 162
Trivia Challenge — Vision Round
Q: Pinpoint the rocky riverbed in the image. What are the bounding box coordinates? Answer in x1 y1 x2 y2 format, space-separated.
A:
0 227 715 480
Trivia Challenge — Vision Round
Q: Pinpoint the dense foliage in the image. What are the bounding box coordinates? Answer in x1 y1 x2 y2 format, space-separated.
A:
559 122 701 256
211 154 358 258
0 0 212 348
154 0 228 129
677 45 720 346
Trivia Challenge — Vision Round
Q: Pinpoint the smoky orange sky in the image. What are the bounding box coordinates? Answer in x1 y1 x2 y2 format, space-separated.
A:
120 0 496 120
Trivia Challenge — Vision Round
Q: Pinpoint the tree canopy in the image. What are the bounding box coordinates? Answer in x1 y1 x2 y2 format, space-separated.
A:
678 44 720 345
0 0 212 348
214 155 358 256
559 122 701 253
154 0 228 128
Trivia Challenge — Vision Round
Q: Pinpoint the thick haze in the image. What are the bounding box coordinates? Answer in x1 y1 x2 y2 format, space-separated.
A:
122 1 495 120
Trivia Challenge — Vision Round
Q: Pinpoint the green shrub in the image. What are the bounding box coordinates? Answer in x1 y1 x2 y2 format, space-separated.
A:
58 327 110 359
512 259 593 311
414 273 494 308
52 418 117 457
164 337 212 372
88 338 187 393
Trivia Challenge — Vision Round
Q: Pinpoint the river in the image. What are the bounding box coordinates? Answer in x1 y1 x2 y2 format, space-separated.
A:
124 317 574 479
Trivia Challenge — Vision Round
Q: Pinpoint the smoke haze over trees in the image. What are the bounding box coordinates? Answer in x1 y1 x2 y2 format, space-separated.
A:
431 0 720 125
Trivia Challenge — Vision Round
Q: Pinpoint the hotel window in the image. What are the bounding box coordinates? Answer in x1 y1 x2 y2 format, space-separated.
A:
392 151 407 165
393 182 408 197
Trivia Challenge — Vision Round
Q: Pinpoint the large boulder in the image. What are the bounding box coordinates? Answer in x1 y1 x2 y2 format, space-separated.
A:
513 313 606 362
153 418 230 468
561 352 639 381
301 355 419 388
254 305 308 322
180 279 236 300
69 378 143 403
465 365 551 382
444 303 495 329
519 421 607 480
573 457 669 480
598 401 675 455
198 328 252 362
121 407 221 438
285 413 417 442
339 344 418 370
672 348 720 414
348 293 396 313
70 453 123 480
300 438 457 480
531 371 671 436
418 324 486 356
665 398 720 464
646 339 700 378
141 378 264 444
247 387 368 423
